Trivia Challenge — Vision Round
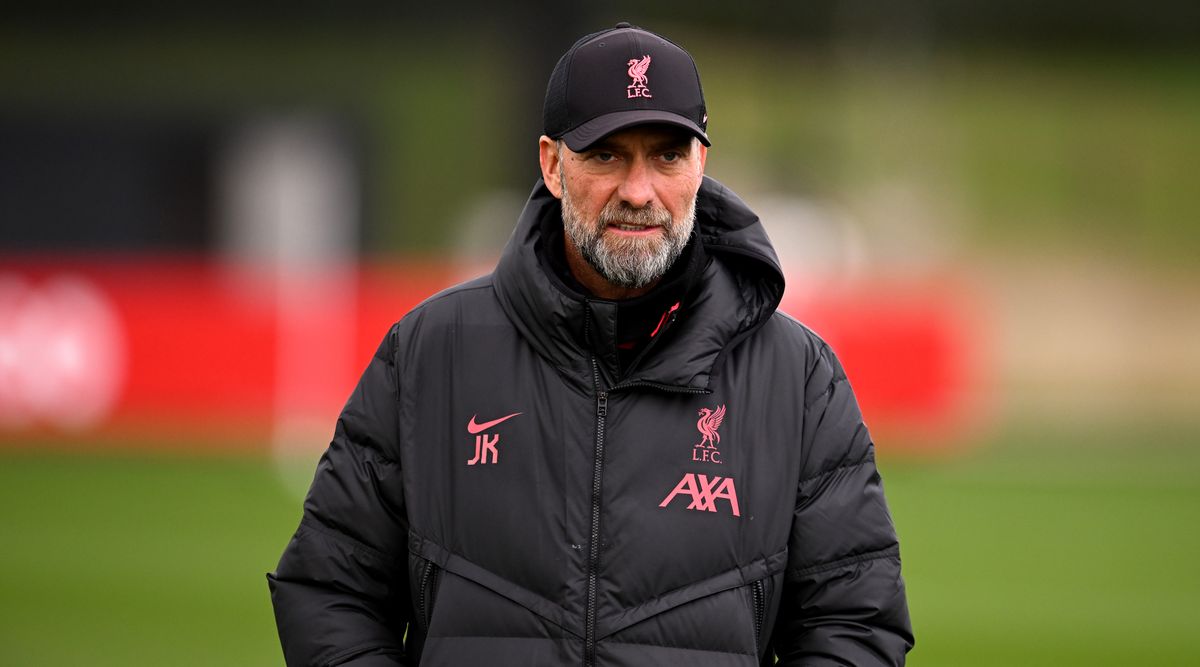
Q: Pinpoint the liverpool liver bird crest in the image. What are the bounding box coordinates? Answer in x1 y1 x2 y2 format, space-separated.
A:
696 404 726 449
627 55 651 88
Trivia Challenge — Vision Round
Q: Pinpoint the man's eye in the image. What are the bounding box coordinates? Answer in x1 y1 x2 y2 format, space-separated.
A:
661 151 682 162
592 152 616 162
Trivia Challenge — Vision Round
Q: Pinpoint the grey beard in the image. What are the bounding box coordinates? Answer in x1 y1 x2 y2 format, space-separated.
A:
560 177 696 290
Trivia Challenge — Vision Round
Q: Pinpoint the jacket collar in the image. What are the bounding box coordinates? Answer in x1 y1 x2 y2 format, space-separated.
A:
492 176 784 392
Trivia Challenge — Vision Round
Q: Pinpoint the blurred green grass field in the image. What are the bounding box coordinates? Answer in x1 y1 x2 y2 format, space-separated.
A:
2 428 1198 665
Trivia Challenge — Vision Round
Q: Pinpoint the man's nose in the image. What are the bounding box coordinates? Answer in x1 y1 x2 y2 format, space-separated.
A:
616 159 655 209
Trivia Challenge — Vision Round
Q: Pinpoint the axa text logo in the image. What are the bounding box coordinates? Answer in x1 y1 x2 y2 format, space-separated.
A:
626 55 652 98
659 473 741 517
693 404 726 463
466 412 521 465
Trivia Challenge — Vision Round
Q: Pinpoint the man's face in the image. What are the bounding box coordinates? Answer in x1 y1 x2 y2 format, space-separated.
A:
539 125 708 298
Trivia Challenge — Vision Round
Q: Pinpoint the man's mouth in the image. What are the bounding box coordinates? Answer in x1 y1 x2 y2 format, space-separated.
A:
608 223 661 234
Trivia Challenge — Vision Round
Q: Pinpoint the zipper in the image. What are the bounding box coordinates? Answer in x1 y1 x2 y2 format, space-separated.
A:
584 356 607 667
751 579 766 657
418 559 441 632
579 304 705 665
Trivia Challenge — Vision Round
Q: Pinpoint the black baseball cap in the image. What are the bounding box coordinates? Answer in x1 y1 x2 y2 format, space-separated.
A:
543 22 710 152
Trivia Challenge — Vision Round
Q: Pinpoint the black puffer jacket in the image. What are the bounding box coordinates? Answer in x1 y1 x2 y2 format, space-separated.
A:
269 177 913 666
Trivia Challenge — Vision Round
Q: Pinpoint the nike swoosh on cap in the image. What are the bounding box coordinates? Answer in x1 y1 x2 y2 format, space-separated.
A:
467 412 523 434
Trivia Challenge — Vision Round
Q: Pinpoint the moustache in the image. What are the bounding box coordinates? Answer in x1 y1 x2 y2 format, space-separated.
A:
597 202 673 229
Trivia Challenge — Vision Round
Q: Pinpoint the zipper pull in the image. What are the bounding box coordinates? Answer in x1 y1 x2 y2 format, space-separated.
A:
597 391 608 418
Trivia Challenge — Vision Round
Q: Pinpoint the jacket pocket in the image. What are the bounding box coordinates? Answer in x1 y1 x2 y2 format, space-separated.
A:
416 557 442 633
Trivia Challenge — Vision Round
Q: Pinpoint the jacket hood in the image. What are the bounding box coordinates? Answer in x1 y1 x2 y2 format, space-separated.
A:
493 176 785 391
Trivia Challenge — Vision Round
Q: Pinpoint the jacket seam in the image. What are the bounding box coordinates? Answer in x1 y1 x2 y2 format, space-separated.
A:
590 551 786 643
324 643 403 666
774 311 831 354
804 341 847 405
374 323 399 365
773 314 841 399
797 452 874 488
801 374 847 412
404 280 494 317
788 544 900 578
417 633 556 640
332 423 401 466
606 638 755 658
775 310 820 338
299 517 393 565
356 438 401 466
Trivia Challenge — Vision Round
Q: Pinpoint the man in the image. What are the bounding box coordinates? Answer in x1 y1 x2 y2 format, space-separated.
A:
270 23 913 666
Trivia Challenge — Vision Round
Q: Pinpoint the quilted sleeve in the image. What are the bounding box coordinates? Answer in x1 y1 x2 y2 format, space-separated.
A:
268 326 411 666
771 342 914 666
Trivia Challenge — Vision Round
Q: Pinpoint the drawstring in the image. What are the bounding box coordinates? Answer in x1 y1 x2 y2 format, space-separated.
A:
649 302 681 338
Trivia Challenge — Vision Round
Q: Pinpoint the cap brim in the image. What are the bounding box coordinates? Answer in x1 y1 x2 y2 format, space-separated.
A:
561 110 710 152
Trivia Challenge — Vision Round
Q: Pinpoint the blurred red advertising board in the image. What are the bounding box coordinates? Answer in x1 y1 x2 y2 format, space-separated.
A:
782 279 992 451
0 256 989 453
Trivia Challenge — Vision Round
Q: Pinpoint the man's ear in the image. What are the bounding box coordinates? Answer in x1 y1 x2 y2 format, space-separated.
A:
538 136 564 199
695 139 708 175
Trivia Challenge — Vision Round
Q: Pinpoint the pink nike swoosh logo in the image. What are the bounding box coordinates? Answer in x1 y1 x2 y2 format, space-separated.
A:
467 412 523 434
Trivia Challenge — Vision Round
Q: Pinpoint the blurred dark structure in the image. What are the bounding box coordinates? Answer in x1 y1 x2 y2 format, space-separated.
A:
1 113 218 251
3 1 1197 46
1 2 1196 254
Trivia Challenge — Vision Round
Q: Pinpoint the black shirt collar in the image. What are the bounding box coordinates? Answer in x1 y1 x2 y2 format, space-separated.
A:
535 210 709 373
